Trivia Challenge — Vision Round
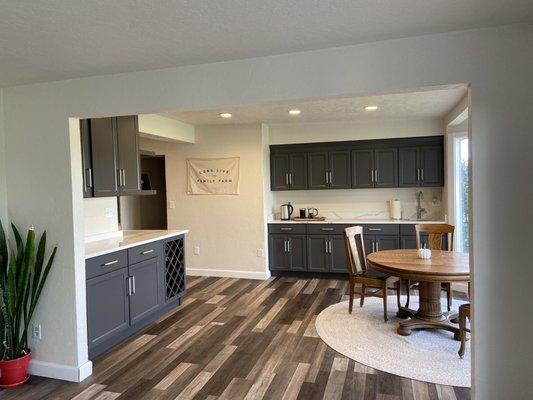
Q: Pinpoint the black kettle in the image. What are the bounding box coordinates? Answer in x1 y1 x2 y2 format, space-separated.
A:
280 202 293 220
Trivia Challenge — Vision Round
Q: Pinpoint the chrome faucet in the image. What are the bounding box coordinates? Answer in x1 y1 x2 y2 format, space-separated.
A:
416 191 427 220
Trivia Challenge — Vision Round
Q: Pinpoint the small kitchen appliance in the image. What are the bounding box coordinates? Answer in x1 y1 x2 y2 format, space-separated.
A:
280 202 294 220
307 208 319 218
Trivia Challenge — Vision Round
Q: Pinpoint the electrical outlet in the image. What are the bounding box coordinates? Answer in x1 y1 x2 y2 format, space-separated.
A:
168 200 176 209
193 245 200 255
32 323 42 340
257 248 264 257
104 207 115 218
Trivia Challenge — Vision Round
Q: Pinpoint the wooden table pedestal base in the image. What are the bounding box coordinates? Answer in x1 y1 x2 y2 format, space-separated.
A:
395 281 462 340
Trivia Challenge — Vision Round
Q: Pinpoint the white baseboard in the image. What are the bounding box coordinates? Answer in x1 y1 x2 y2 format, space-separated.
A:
29 359 93 382
187 268 270 280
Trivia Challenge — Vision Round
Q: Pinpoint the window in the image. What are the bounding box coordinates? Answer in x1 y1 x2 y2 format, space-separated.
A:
454 136 469 252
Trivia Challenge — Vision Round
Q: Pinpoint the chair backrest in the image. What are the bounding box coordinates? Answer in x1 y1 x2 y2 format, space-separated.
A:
415 224 455 251
344 226 367 276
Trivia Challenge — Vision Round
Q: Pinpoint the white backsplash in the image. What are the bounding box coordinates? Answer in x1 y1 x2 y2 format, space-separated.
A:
84 197 120 236
271 187 444 221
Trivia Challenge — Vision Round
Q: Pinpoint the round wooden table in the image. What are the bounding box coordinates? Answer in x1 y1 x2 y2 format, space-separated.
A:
367 249 470 337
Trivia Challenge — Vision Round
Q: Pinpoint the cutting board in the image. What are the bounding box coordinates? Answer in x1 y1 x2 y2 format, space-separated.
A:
292 217 326 221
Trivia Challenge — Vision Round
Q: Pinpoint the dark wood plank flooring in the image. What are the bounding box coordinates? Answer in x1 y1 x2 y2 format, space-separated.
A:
1 276 470 400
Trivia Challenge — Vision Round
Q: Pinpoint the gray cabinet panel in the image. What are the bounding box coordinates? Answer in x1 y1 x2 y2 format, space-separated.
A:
288 235 307 271
289 153 308 190
86 250 128 280
329 151 351 189
400 235 418 249
307 235 329 272
269 234 289 270
329 235 348 273
116 116 141 194
374 149 398 187
86 268 129 348
398 147 419 187
80 119 93 198
271 153 290 190
420 145 443 187
351 149 374 188
375 235 400 252
363 235 375 255
90 118 119 197
308 152 329 189
129 258 161 325
128 241 162 265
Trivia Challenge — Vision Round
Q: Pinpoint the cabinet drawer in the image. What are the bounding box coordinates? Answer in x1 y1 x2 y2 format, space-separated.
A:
400 224 417 235
362 224 399 236
268 224 306 234
86 250 128 279
128 241 162 265
306 224 351 235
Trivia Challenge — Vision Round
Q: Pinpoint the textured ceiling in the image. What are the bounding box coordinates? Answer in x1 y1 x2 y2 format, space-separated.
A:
164 86 467 125
1 1 532 87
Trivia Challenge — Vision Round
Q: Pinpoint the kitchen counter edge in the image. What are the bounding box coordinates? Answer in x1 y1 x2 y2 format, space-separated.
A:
268 220 446 225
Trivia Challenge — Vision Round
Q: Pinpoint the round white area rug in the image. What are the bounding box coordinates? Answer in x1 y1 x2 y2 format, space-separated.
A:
315 296 470 387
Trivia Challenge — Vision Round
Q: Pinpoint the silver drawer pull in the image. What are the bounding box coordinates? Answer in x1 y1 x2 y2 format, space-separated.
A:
321 228 334 231
141 249 154 255
103 260 119 266
280 227 293 231
368 228 382 231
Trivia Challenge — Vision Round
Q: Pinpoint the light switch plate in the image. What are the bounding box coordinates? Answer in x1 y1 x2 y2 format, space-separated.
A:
105 207 115 218
168 200 176 209
193 246 200 255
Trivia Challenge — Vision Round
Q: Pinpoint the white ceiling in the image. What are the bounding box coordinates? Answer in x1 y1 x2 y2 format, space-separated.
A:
1 1 532 87
163 86 467 125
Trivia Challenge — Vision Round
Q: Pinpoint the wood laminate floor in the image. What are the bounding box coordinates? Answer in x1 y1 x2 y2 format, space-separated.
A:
1 276 470 400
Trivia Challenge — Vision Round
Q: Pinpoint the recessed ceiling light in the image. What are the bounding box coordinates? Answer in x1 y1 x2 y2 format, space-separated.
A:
219 113 232 118
364 106 379 111
289 109 301 116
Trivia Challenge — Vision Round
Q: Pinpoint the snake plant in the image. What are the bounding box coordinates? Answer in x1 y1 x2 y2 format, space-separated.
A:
0 220 57 360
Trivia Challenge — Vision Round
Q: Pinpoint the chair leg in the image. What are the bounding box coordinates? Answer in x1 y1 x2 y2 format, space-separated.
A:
446 283 452 311
458 310 467 358
360 284 366 307
349 282 354 314
405 279 411 308
382 282 388 322
396 280 401 309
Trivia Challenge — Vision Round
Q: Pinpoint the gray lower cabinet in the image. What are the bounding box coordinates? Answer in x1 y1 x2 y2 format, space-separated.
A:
86 235 186 358
268 234 307 271
306 234 348 273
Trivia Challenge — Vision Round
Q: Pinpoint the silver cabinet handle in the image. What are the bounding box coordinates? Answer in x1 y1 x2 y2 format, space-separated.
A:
127 277 132 296
328 172 332 184
289 173 292 185
132 275 136 294
284 240 288 252
117 169 122 187
121 169 126 187
285 173 289 185
417 168 421 181
371 170 374 183
325 172 329 184
287 241 291 252
85 168 93 188
374 170 378 183
280 227 293 231
372 242 376 252
321 227 334 231
141 249 154 255
328 240 332 253
368 228 382 231
325 241 329 253
421 168 424 181
376 242 380 251
103 260 118 266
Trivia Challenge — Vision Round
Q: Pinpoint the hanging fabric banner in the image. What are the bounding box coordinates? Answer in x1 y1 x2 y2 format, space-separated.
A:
187 157 240 195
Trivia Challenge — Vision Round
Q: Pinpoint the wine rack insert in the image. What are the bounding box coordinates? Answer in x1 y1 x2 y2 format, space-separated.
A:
164 237 186 301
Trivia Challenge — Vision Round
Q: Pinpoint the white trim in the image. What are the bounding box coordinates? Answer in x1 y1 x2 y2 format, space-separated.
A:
187 268 270 280
29 359 93 382
84 230 123 243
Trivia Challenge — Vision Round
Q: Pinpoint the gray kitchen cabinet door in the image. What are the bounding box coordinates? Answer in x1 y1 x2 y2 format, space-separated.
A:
351 149 374 188
363 235 375 255
308 152 329 189
86 268 129 349
269 234 289 270
271 153 290 190
289 153 308 190
288 234 307 271
329 150 351 189
398 147 420 187
375 235 400 252
400 235 418 249
374 149 398 188
129 258 161 325
80 119 93 198
90 117 119 197
329 235 348 273
420 145 444 187
116 116 141 195
307 235 330 272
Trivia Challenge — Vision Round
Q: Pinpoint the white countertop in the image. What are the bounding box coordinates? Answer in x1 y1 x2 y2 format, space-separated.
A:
85 229 188 259
268 219 446 225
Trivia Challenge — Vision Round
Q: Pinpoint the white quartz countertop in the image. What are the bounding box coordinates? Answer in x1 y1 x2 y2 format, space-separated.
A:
85 229 188 259
268 219 446 225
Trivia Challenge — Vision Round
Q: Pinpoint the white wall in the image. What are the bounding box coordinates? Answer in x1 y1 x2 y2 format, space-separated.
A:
83 197 119 236
1 24 532 398
0 90 7 225
139 124 269 279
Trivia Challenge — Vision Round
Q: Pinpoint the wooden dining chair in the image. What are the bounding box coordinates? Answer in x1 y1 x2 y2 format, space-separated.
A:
344 226 401 322
405 224 455 311
458 303 470 358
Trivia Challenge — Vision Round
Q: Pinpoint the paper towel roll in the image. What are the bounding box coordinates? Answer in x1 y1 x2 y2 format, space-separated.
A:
389 199 401 220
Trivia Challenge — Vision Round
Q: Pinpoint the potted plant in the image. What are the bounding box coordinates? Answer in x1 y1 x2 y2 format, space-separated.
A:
0 220 57 388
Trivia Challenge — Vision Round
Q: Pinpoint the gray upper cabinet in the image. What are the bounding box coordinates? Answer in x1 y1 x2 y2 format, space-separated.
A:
308 152 329 189
90 118 119 197
398 147 420 187
329 150 351 189
374 149 398 187
116 116 141 194
352 149 374 188
270 152 308 190
80 119 94 198
398 142 444 187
